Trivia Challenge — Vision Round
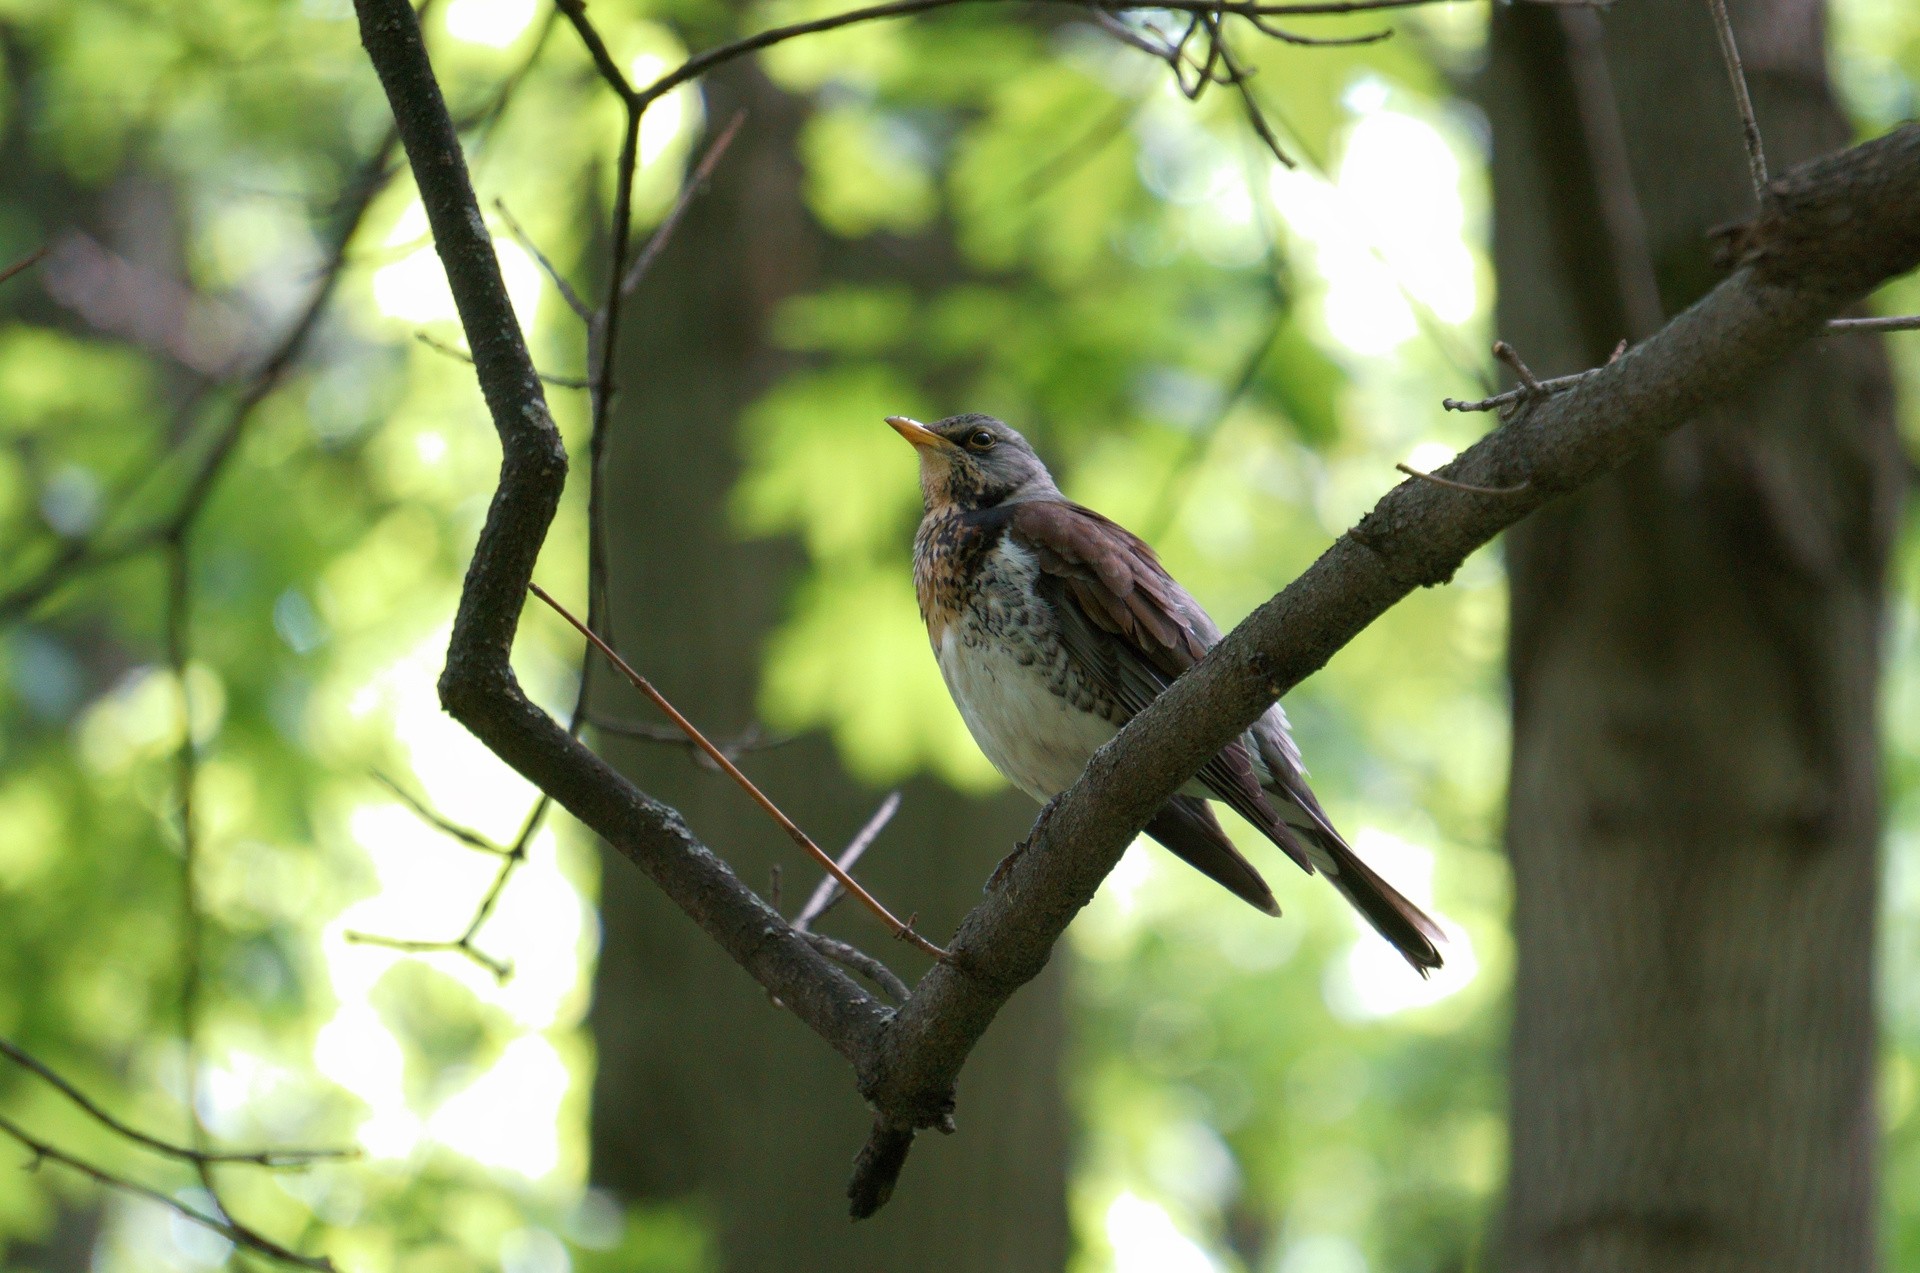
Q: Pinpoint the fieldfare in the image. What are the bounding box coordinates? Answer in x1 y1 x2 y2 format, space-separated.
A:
889 413 1443 972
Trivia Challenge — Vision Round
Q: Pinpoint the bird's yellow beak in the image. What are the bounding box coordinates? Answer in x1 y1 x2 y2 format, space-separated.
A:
886 416 952 451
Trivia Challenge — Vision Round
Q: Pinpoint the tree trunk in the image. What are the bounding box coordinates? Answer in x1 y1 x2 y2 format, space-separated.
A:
584 65 1070 1269
1489 1 1903 1269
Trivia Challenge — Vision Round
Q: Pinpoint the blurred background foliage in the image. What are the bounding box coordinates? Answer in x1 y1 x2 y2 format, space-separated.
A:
0 0 1915 1270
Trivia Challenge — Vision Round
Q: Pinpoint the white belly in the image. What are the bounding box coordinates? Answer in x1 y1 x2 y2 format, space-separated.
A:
936 626 1119 802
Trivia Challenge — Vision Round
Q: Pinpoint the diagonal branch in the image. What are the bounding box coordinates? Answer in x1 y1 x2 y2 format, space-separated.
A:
356 0 1920 1219
841 119 1920 1212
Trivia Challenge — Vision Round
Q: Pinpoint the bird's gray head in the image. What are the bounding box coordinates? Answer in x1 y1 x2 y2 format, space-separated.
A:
886 413 1060 512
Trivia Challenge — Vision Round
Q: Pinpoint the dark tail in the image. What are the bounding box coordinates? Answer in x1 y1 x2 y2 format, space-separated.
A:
1311 831 1445 975
1143 797 1280 917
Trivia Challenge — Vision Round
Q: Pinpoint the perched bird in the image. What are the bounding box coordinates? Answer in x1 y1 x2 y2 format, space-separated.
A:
889 412 1443 972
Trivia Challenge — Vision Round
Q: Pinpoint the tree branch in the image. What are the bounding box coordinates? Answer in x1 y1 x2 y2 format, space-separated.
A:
355 0 1920 1216
354 0 893 1067
842 119 1920 1210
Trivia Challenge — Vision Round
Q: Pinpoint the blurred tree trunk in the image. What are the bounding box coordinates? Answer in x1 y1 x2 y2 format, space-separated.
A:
1489 0 1903 1269
584 65 1070 1269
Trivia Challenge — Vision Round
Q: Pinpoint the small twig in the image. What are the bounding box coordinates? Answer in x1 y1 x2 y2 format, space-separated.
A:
492 198 594 321
0 1114 335 1270
529 583 948 960
340 930 514 981
415 332 589 388
0 245 48 288
1093 10 1184 67
370 770 514 857
589 713 793 768
1492 339 1545 394
1442 368 1597 413
1825 315 1920 334
800 933 912 1004
1243 12 1392 45
620 110 747 296
1395 462 1531 496
0 1037 356 1170
343 787 553 985
1209 22 1295 167
552 0 637 102
795 792 903 932
624 0 1500 118
1705 0 1768 202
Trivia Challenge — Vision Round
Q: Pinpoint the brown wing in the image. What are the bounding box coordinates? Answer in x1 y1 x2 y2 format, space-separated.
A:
1007 500 1314 873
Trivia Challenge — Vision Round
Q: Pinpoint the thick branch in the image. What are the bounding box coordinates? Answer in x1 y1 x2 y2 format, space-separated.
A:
845 120 1920 1208
353 0 890 1064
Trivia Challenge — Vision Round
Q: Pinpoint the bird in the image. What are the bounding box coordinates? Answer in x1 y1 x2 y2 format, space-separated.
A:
888 412 1444 973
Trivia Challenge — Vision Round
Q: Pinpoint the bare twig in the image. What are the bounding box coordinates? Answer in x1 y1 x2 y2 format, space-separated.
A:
1243 11 1392 45
1825 314 1920 334
800 933 912 1004
553 0 637 103
371 771 514 856
0 1114 336 1271
529 582 948 959
795 792 903 932
0 246 48 288
1443 367 1600 413
491 198 595 321
0 1037 355 1170
621 111 748 296
1492 339 1546 394
341 930 514 981
341 787 552 984
415 331 589 388
624 0 1534 117
1705 0 1768 202
589 714 793 767
1395 462 1531 496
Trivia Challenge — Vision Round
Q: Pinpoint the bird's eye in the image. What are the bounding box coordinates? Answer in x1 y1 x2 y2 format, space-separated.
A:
967 429 996 450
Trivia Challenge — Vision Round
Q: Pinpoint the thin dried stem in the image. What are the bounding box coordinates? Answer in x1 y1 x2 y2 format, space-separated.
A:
795 792 903 931
589 714 793 767
1705 0 1768 201
415 331 589 388
1492 339 1546 394
0 246 47 288
1825 314 1920 333
529 583 947 959
341 930 514 981
492 198 595 321
622 111 748 296
800 933 912 1003
0 1037 355 1170
1395 462 1531 496
371 771 515 856
1443 367 1600 413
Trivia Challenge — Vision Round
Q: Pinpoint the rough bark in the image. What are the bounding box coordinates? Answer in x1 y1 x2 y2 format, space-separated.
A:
1490 1 1904 1269
583 65 1070 1269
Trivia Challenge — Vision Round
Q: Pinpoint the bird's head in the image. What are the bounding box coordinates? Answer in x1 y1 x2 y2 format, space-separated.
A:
886 414 1059 512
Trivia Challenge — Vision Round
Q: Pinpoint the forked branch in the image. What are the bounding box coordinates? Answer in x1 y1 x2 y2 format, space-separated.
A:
353 0 1920 1217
